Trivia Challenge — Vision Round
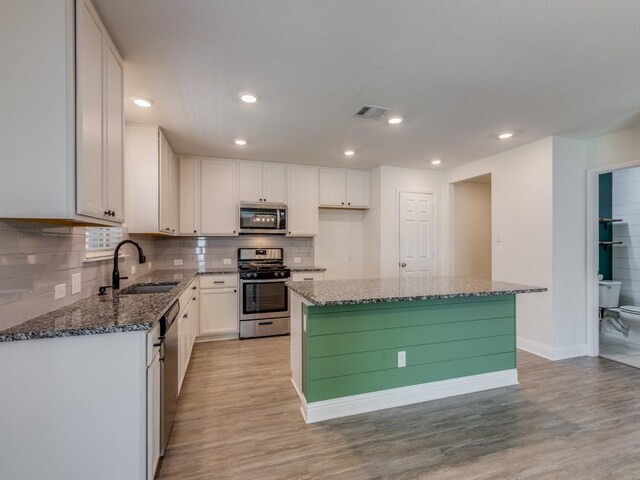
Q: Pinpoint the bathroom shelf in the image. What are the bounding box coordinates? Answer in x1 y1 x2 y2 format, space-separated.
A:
599 241 623 250
599 218 623 229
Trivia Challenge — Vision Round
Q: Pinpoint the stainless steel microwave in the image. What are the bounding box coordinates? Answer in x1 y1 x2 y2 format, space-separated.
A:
238 203 287 234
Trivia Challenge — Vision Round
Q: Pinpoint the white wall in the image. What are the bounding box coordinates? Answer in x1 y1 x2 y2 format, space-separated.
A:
452 180 492 278
613 167 640 305
445 137 555 351
315 209 365 279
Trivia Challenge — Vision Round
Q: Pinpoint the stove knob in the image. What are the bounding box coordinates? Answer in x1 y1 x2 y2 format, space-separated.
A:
252 273 258 278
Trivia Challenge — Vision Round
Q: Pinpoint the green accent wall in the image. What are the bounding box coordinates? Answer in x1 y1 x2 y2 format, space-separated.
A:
302 295 516 403
599 172 613 280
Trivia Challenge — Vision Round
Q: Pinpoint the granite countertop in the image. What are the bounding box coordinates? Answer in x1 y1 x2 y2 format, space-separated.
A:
286 276 546 306
0 269 238 343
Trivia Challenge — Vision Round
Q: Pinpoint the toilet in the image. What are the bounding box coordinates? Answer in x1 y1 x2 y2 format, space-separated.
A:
599 280 640 341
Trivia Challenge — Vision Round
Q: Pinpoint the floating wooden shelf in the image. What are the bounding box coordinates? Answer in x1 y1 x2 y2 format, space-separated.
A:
599 241 623 250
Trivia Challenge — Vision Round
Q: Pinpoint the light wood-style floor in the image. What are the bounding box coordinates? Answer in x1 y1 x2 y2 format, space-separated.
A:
158 337 640 479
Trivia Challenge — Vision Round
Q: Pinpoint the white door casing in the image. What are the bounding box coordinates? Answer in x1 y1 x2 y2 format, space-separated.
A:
398 191 435 279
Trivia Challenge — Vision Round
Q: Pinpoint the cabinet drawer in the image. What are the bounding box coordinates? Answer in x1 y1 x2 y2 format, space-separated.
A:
200 275 238 289
291 272 325 282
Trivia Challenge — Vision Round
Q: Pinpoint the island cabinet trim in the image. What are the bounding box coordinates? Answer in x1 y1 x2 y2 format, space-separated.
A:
295 293 519 423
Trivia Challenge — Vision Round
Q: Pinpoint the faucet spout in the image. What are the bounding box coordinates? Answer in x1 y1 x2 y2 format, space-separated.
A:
111 239 147 290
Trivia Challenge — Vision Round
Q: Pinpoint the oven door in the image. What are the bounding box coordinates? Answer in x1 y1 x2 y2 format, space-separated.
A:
240 278 289 320
238 204 286 234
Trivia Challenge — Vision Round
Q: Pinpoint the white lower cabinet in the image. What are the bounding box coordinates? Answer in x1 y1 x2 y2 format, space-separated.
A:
199 277 239 338
291 272 325 282
177 280 199 393
147 349 161 480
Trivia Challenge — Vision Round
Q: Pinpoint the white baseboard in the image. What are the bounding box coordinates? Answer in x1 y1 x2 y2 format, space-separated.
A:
195 333 238 343
302 369 518 424
517 337 587 361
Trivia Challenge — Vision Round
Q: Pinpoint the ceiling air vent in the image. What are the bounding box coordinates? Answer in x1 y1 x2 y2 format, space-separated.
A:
353 105 391 120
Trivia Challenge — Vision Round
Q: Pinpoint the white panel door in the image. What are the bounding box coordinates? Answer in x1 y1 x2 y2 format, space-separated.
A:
199 288 239 335
346 170 370 208
239 162 263 203
286 166 318 236
200 159 238 235
319 168 347 207
105 43 124 222
179 158 199 235
263 164 286 203
76 0 105 219
399 192 435 279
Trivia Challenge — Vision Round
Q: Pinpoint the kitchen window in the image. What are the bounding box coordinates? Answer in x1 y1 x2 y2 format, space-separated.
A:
84 227 124 260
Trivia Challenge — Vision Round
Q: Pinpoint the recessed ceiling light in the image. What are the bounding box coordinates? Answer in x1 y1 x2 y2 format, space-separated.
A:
498 131 514 139
131 96 154 108
387 115 404 125
344 150 355 156
234 139 247 146
239 92 260 104
431 159 442 165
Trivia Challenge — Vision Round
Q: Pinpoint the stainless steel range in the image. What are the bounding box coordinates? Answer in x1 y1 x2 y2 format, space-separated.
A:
238 248 291 339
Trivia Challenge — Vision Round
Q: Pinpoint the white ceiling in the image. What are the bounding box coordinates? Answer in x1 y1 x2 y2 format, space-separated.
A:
94 0 640 170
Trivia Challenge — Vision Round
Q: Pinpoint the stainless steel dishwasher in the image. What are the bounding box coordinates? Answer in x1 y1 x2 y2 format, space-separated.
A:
160 300 180 456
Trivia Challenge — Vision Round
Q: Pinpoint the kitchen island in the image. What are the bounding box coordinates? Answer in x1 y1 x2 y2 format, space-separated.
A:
287 277 546 423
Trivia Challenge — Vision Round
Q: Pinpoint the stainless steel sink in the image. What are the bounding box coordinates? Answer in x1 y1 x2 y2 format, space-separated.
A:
119 282 179 295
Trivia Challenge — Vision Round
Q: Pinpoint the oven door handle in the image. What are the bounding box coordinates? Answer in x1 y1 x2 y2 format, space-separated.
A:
240 278 289 284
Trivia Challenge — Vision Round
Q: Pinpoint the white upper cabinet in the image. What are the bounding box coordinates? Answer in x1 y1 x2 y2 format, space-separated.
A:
200 159 238 236
319 168 347 207
76 0 124 223
159 130 177 234
346 169 371 208
125 125 177 235
179 158 200 235
0 0 122 224
319 168 370 209
286 166 318 237
239 162 286 204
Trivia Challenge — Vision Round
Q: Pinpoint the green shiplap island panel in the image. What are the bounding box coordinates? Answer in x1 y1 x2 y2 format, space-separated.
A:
302 295 516 403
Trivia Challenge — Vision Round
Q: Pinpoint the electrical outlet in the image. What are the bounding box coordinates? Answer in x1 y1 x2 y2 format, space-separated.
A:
131 265 136 274
54 283 66 300
71 273 81 295
398 351 406 368
223 258 232 265
294 257 302 264
174 259 183 266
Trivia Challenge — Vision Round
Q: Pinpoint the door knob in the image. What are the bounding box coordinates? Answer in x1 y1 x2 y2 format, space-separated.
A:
399 262 407 267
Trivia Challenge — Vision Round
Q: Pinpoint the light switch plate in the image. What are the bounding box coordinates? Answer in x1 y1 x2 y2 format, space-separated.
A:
294 257 302 264
223 258 232 265
174 259 183 266
131 265 136 274
398 351 406 368
71 273 81 295
54 283 66 300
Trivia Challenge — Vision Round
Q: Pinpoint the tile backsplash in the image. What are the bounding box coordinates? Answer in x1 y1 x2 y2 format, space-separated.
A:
0 220 157 330
154 235 314 270
0 221 314 331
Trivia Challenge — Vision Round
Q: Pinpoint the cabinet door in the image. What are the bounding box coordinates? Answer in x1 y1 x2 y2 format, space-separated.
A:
346 170 370 208
319 168 347 207
178 307 190 391
179 158 199 235
200 159 238 236
158 130 175 234
239 162 263 203
76 0 106 219
263 164 286 204
199 288 239 335
147 352 161 480
105 43 124 222
287 166 318 236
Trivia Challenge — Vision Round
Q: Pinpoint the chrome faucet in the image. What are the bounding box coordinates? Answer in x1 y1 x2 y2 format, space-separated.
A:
98 239 147 295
